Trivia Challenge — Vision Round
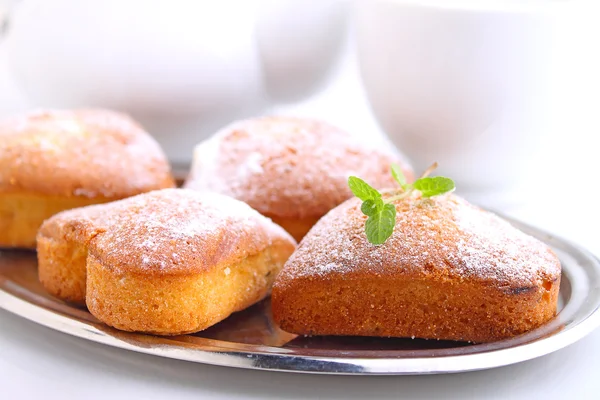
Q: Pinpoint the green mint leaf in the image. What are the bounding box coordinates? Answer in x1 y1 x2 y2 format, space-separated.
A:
390 164 407 189
348 176 381 201
365 203 396 245
361 197 384 216
413 176 455 198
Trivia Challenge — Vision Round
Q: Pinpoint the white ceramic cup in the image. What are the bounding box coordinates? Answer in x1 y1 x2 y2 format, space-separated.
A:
355 0 600 205
2 0 347 163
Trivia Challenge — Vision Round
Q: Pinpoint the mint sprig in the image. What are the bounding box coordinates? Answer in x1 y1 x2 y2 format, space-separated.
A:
348 163 455 245
390 163 408 190
348 176 381 202
413 176 455 198
365 203 397 245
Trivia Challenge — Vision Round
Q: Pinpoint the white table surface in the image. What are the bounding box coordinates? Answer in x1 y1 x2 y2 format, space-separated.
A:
1 307 600 400
1 14 600 400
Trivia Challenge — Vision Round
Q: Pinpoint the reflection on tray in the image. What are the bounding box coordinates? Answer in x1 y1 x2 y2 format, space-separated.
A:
284 335 471 351
190 299 296 347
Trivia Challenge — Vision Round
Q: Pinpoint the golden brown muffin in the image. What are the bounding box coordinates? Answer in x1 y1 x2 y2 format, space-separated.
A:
184 116 413 241
272 194 561 343
37 189 296 335
0 109 175 248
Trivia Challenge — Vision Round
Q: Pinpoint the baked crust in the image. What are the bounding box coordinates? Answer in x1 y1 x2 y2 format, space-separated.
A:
0 109 174 197
0 192 111 248
37 189 296 334
0 109 175 248
272 194 561 343
266 214 322 243
86 243 291 335
184 116 413 239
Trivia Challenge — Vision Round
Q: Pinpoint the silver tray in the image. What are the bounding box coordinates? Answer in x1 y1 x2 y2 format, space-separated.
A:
1 216 600 375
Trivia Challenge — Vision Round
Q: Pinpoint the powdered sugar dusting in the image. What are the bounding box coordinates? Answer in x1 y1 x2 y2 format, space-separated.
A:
185 116 413 218
0 109 173 197
239 152 264 178
278 195 560 289
45 189 295 275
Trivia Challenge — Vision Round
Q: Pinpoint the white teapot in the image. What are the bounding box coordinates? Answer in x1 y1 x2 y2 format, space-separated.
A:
0 0 347 162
